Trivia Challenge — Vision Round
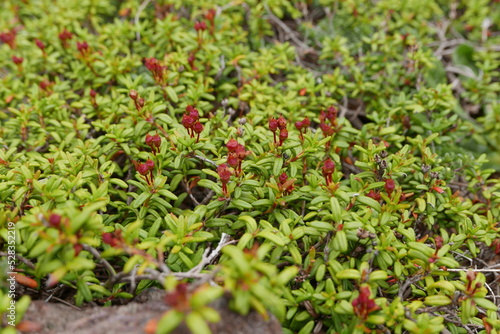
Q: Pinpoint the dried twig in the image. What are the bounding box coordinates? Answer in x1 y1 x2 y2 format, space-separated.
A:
188 153 219 168
188 233 231 274
445 268 500 273
83 245 116 278
134 0 152 41
263 4 311 52
398 275 422 300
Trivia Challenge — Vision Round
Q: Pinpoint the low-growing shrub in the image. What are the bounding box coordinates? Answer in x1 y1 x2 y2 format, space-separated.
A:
0 0 499 333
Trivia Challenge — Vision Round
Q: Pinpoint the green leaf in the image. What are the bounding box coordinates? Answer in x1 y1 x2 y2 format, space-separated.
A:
222 245 250 273
452 44 478 74
474 297 498 311
76 279 93 302
165 86 179 103
307 221 334 231
231 199 253 210
336 269 361 280
357 196 381 212
424 295 451 306
257 230 285 246
157 310 184 334
131 192 152 208
330 197 342 222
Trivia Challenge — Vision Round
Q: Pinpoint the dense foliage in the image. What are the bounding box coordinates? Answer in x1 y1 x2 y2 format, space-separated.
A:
1 0 499 333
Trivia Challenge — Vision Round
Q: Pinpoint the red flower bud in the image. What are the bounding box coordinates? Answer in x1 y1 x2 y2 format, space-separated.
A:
129 89 138 100
302 117 311 128
186 105 195 113
193 121 204 134
136 163 149 175
227 154 239 167
182 114 195 129
269 117 278 132
295 120 303 130
217 164 231 183
434 235 443 250
0 30 16 49
352 285 379 320
145 134 153 145
137 98 145 108
322 158 335 175
279 172 288 184
226 139 239 152
466 270 477 282
76 41 89 54
277 115 287 129
144 57 161 72
90 89 97 98
151 134 161 147
319 123 334 136
189 108 200 120
384 179 395 195
12 56 23 65
279 128 288 142
194 21 207 31
39 80 53 91
235 144 248 160
205 9 216 23
48 214 62 228
102 233 118 247
35 38 45 50
366 189 381 201
327 105 338 118
58 29 73 42
145 159 154 171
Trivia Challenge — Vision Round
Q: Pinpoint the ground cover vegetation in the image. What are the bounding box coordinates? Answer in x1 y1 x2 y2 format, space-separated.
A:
0 0 499 333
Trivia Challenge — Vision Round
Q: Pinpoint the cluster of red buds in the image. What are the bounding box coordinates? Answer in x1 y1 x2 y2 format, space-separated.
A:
319 106 338 137
135 159 155 186
0 29 16 49
102 230 124 248
269 115 288 146
144 57 165 85
352 285 380 321
35 38 46 56
76 41 90 57
58 28 73 48
182 105 204 142
278 172 295 195
145 133 161 155
295 117 310 141
217 163 232 197
226 139 249 176
322 158 335 186
194 21 207 32
129 89 145 112
194 20 207 45
366 189 381 201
